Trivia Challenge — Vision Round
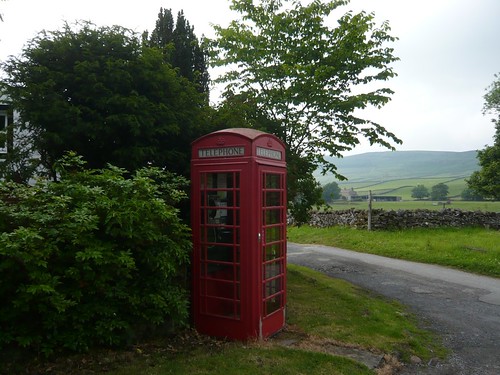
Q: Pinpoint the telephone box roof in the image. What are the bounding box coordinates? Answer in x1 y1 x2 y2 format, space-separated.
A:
193 128 284 146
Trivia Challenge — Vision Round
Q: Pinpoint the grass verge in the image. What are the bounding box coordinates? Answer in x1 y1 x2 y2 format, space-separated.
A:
287 226 500 278
109 344 375 375
286 264 445 362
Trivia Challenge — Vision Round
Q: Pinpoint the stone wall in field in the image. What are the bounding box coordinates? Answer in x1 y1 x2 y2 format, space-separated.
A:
307 209 500 230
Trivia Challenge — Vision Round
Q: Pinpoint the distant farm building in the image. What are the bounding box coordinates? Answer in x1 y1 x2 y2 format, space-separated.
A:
366 195 401 202
341 188 358 201
341 188 401 202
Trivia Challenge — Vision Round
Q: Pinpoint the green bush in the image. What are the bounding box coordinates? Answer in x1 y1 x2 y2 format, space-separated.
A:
0 154 191 355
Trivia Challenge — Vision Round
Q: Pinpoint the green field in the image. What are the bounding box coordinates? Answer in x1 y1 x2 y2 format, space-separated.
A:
317 150 489 205
337 176 470 200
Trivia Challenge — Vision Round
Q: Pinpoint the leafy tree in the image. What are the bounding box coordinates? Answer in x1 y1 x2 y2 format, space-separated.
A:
0 153 191 355
430 183 449 201
209 0 401 221
467 145 500 200
411 184 429 200
467 74 500 200
0 21 208 180
147 7 174 48
288 154 323 223
483 73 500 127
145 8 210 98
461 187 483 201
322 181 341 203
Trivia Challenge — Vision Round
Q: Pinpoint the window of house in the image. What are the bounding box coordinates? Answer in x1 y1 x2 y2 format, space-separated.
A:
0 110 7 153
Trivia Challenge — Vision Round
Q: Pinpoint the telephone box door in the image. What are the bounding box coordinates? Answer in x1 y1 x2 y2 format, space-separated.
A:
259 167 287 337
194 168 247 337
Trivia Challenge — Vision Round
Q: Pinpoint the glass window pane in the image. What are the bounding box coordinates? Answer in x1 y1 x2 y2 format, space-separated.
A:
206 262 234 280
265 226 281 242
206 297 240 319
264 243 281 261
204 226 218 242
264 209 281 225
225 191 234 207
0 115 6 131
264 277 282 297
265 191 281 207
218 227 234 243
265 174 281 189
208 173 218 188
0 114 6 149
265 294 282 315
207 245 233 262
206 279 236 299
226 173 234 188
264 261 281 279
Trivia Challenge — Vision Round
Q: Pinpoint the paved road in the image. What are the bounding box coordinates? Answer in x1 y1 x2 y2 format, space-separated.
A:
287 243 500 375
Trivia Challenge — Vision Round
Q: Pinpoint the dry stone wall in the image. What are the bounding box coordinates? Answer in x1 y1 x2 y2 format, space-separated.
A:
307 209 500 230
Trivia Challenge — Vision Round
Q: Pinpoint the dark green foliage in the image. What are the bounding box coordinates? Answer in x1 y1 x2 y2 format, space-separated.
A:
411 184 429 200
146 8 210 98
461 188 484 201
467 74 500 200
287 154 323 225
467 144 500 200
322 181 341 203
430 183 449 201
1 21 208 179
0 153 191 355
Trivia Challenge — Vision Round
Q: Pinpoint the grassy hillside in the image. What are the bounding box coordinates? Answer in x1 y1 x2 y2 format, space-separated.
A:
315 150 480 201
339 176 469 200
316 150 479 185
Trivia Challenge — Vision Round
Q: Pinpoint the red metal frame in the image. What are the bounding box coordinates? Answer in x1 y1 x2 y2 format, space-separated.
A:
191 128 286 340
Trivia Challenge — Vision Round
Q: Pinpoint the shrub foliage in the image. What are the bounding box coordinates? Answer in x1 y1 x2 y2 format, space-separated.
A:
0 154 191 355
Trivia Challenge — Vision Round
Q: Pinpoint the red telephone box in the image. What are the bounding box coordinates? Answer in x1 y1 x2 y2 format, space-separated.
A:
191 128 287 340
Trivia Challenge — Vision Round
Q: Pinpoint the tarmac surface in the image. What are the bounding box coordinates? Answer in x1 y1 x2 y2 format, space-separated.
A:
287 242 500 375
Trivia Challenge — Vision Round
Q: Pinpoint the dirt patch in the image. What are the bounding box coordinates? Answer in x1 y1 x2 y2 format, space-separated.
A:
271 326 404 375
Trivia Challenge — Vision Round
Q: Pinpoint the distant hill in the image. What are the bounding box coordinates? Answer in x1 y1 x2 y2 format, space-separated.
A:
315 150 479 185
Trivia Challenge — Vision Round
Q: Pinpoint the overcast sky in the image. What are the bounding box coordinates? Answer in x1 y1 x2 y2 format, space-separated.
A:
1 0 498 156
